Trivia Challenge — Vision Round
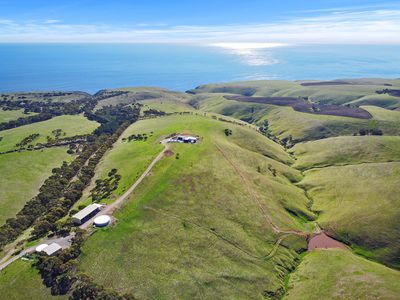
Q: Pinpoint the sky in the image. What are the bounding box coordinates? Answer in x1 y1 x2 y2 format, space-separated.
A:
0 0 399 45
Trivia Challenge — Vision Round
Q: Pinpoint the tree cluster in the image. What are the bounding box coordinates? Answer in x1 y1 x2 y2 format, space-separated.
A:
90 169 121 202
224 129 232 136
123 133 148 142
142 108 166 117
85 104 140 135
15 133 40 148
356 128 383 136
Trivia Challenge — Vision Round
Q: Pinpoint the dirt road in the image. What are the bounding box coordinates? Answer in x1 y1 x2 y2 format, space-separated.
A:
80 140 169 229
0 235 73 271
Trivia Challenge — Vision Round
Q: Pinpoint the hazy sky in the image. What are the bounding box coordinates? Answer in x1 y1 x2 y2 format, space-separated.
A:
0 0 399 44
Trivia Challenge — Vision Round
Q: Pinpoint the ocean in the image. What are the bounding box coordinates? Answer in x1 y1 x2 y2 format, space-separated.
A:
0 43 399 93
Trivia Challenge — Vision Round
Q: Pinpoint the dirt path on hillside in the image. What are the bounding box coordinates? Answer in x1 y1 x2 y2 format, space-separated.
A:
80 141 169 229
214 143 306 238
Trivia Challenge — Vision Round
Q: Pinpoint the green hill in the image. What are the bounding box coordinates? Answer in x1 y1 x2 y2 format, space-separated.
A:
300 162 400 268
285 249 400 300
292 136 400 170
78 114 315 299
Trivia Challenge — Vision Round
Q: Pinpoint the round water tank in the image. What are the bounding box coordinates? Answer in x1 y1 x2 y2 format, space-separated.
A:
35 244 48 252
94 215 111 227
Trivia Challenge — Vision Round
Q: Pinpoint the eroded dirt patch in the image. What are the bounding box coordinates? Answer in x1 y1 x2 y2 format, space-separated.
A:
164 149 174 157
308 232 347 250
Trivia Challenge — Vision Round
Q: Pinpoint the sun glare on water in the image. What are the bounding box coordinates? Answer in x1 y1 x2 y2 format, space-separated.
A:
210 42 288 66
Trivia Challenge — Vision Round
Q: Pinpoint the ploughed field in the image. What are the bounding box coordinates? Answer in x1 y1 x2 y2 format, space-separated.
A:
224 95 372 119
0 79 400 300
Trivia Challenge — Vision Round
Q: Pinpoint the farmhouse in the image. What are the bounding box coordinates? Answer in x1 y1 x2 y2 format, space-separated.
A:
169 135 197 144
72 203 103 225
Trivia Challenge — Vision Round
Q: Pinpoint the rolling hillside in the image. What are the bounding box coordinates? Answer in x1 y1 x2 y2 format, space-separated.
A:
0 80 399 300
78 114 314 299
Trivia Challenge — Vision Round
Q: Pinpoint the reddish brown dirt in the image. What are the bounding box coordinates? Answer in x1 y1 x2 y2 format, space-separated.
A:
164 149 174 157
224 95 372 119
308 232 347 250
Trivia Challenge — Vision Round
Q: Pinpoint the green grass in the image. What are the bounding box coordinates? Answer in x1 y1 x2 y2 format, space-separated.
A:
291 136 400 170
0 260 67 299
0 147 73 225
197 99 400 142
0 114 99 152
95 87 190 109
0 109 35 123
299 162 400 268
350 94 400 109
78 114 314 299
285 249 400 300
189 79 400 107
363 105 400 122
140 98 193 113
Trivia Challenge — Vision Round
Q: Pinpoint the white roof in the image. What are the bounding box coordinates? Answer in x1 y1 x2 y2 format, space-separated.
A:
94 215 111 226
72 203 102 221
42 243 62 255
35 244 49 252
177 135 197 140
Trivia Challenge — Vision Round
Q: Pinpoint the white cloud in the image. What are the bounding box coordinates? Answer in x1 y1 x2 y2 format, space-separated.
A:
43 19 61 24
0 8 399 44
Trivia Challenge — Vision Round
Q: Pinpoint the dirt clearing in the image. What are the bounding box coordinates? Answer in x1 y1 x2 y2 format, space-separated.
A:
308 232 347 250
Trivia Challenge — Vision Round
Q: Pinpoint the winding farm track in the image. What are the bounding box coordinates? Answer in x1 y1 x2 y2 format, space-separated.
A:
80 140 169 229
214 143 307 238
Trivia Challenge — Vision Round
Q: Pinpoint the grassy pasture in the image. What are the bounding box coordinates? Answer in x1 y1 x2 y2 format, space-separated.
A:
300 162 400 268
292 136 400 170
79 114 314 298
285 249 400 300
363 105 400 122
140 98 193 113
0 147 73 225
0 109 34 123
95 87 190 109
350 94 400 109
189 79 400 107
0 260 66 300
195 97 400 142
0 114 99 152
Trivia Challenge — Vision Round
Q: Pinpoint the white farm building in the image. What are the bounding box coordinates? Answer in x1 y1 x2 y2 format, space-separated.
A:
168 135 197 144
72 203 103 225
36 243 62 256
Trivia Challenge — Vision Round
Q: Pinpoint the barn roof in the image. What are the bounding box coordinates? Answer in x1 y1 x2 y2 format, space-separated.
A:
72 203 102 221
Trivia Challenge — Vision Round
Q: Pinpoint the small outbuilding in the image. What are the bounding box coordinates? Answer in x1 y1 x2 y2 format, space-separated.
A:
41 243 62 256
72 203 103 225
